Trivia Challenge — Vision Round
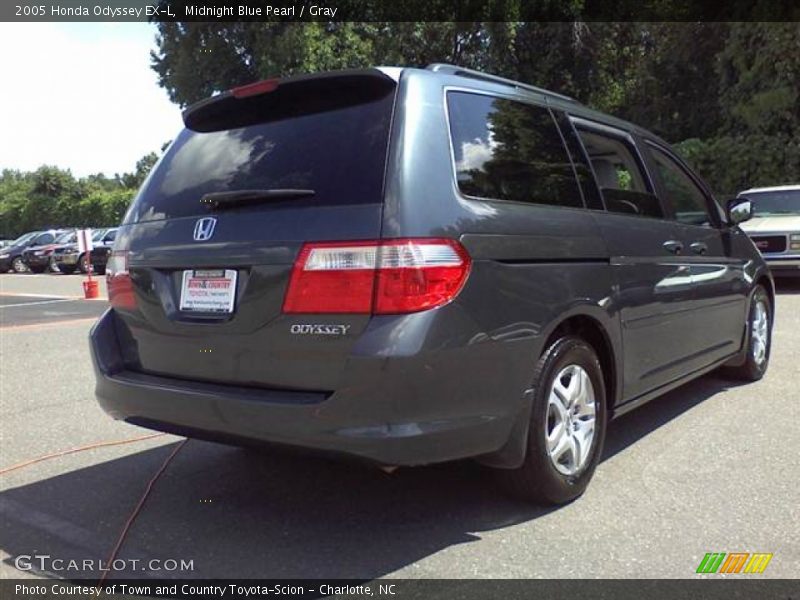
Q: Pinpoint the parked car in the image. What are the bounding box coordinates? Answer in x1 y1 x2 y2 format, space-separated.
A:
53 227 117 274
0 230 63 273
22 230 76 273
0 239 13 249
91 65 773 505
736 185 800 278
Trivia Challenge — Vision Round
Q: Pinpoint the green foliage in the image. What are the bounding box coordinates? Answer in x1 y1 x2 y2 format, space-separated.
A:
674 135 800 199
0 153 153 238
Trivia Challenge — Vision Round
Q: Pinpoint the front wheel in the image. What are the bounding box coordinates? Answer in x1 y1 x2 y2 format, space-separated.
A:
497 336 607 505
12 257 28 273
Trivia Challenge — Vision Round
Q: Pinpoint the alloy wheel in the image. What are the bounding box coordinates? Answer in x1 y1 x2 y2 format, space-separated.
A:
545 364 597 476
751 299 769 367
12 257 27 273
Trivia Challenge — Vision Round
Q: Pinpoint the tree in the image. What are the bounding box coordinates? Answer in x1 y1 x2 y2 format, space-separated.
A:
717 22 800 137
0 151 162 238
118 152 159 189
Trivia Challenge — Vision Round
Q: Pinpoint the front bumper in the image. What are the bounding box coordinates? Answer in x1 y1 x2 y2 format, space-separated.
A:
90 309 527 466
764 256 800 277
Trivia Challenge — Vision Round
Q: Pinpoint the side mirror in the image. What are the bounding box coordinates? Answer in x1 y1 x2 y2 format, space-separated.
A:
727 197 753 225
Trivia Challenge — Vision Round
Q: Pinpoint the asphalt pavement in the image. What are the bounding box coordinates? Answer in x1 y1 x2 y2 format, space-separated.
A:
0 273 798 580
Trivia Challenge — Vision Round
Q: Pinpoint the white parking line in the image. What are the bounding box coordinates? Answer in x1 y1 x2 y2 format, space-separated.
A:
0 298 78 308
0 292 78 299
0 292 105 301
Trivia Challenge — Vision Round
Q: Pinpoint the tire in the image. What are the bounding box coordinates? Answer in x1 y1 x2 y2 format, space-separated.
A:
95 265 106 275
29 265 46 274
59 265 77 275
497 336 607 505
722 285 771 381
11 256 28 273
78 254 93 274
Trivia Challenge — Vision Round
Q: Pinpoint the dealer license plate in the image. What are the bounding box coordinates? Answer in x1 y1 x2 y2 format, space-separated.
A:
179 269 237 313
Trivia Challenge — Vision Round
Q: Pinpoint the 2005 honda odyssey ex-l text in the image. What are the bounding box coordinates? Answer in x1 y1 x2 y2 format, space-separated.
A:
91 65 773 504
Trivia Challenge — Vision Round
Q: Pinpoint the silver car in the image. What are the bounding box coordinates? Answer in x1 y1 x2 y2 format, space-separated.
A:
737 185 800 277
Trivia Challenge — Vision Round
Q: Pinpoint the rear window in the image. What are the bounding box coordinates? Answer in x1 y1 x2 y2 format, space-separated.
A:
125 79 396 224
446 92 583 209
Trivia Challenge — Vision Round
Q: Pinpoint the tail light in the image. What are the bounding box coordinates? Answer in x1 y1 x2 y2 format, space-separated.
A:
282 239 471 314
107 250 136 310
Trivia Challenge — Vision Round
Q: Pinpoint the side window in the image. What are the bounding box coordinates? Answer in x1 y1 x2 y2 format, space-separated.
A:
553 112 604 210
35 233 54 244
648 145 712 226
447 92 583 208
105 230 117 242
576 128 664 219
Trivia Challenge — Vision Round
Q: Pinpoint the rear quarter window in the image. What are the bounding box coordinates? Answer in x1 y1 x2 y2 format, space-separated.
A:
446 91 583 209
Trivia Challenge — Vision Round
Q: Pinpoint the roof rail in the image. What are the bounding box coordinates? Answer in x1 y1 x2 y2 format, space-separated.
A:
426 63 577 103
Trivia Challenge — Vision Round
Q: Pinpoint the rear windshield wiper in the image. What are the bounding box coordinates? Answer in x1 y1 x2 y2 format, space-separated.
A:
201 189 315 210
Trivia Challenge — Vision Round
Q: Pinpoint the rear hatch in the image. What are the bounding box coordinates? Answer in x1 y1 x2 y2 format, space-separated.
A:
109 69 398 391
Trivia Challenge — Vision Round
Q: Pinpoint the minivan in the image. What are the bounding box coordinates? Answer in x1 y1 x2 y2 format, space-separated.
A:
91 65 773 504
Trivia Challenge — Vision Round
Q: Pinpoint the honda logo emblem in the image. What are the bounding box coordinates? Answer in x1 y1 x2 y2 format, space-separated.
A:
193 217 217 242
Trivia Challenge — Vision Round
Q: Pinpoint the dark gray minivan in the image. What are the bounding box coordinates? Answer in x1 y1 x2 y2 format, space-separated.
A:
91 65 773 504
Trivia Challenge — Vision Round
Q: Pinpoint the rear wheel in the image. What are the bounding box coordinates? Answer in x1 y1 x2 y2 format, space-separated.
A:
59 265 76 275
722 285 771 381
12 257 28 273
497 336 607 505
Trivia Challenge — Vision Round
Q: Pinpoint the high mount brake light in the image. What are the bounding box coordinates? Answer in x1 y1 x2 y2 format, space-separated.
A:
231 79 279 98
107 250 136 310
282 239 471 315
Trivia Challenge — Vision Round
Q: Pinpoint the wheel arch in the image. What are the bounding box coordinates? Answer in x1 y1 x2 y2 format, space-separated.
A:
477 305 622 469
542 313 619 415
756 273 775 316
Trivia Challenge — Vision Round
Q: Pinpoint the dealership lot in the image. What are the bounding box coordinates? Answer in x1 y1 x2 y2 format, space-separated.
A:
0 273 798 580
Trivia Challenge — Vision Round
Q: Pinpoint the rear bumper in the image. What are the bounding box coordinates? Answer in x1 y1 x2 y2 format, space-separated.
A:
90 309 525 466
22 255 50 268
56 253 79 265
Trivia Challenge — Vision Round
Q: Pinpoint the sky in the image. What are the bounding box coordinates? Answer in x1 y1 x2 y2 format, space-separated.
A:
0 23 183 178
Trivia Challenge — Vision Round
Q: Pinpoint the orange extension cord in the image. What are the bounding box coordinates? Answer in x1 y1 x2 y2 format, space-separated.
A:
0 432 188 587
0 433 165 476
97 438 188 587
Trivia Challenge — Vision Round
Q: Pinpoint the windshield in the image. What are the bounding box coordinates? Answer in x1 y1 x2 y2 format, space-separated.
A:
56 231 77 244
10 232 38 246
91 229 107 241
747 190 800 215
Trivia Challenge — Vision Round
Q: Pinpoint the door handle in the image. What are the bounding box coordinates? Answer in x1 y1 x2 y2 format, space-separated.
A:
663 240 683 255
690 242 708 255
